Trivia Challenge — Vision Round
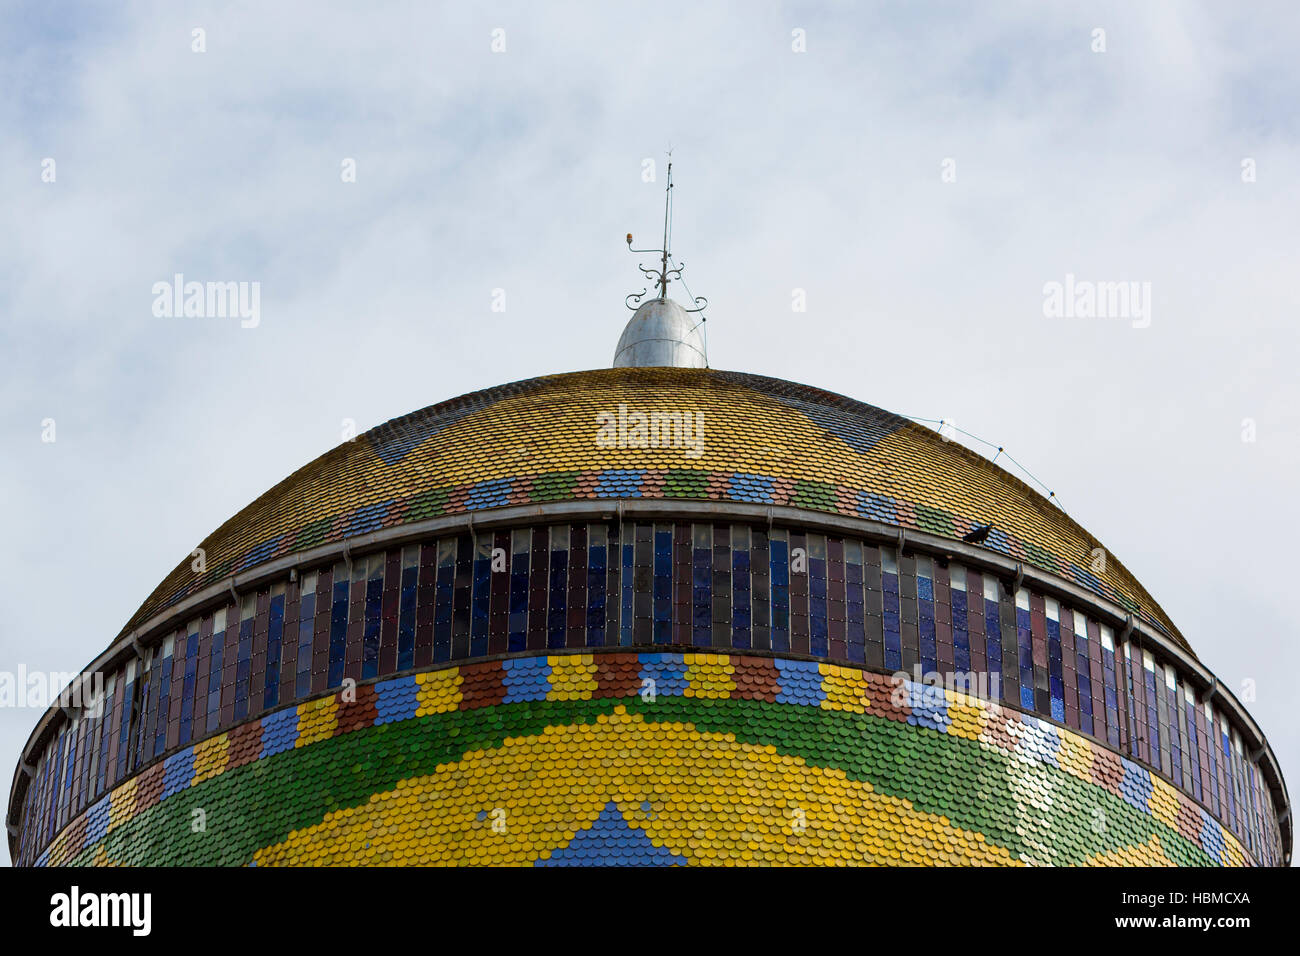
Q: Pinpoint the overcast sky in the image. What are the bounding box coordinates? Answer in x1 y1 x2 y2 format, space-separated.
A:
2 1 1297 862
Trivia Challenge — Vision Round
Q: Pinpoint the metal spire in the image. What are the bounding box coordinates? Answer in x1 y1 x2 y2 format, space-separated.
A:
658 160 672 297
625 159 706 313
615 156 709 368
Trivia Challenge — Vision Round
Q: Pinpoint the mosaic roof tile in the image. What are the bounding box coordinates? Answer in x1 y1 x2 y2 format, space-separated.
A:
120 368 1185 652
36 652 1253 867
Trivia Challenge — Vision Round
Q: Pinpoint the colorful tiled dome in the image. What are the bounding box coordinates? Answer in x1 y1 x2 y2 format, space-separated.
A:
126 367 1185 649
9 364 1289 868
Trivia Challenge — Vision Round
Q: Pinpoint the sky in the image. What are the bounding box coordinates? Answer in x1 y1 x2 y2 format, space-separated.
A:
1 0 1297 862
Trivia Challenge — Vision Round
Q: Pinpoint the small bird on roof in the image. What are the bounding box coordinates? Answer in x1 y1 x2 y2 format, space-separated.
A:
963 523 993 545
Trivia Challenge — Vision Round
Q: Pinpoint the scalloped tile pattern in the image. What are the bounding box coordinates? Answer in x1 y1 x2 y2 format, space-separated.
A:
36 652 1251 868
123 369 1185 649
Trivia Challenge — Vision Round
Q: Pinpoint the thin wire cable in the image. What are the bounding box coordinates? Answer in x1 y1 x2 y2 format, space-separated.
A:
666 169 674 262
669 254 709 364
663 161 708 363
898 413 1064 512
898 417 1178 650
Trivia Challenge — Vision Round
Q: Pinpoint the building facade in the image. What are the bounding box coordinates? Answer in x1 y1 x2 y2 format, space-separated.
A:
6 304 1290 866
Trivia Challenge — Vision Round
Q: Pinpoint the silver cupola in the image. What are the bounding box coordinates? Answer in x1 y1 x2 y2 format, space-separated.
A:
613 297 708 368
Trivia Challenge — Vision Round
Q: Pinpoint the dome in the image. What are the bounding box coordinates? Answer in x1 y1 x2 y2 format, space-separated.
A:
120 367 1184 649
10 364 1289 868
612 297 707 368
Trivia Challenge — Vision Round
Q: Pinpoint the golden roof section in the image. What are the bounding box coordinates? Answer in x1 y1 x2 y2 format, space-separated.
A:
120 368 1186 652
